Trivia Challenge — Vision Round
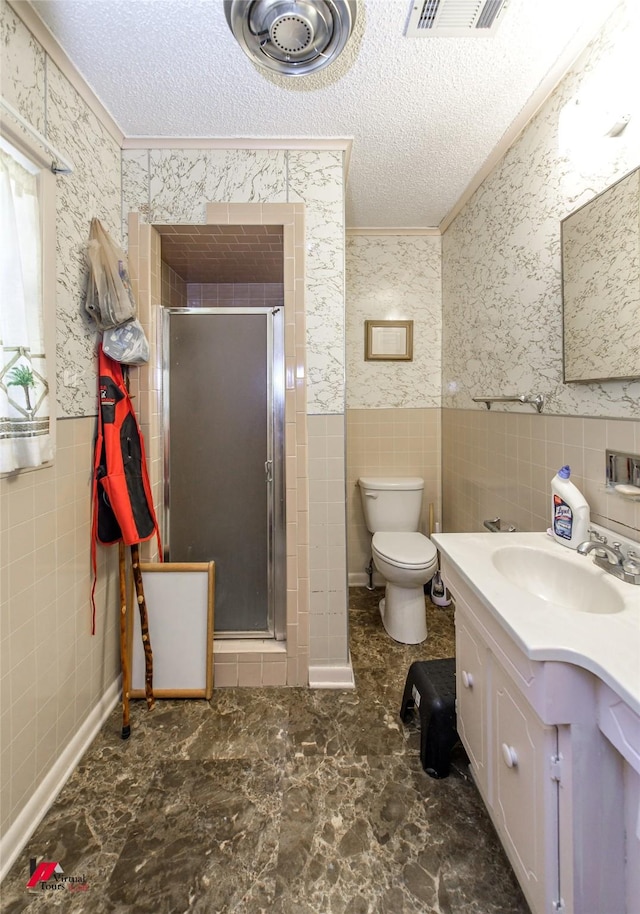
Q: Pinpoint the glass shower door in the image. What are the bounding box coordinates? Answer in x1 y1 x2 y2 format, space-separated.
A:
163 308 284 637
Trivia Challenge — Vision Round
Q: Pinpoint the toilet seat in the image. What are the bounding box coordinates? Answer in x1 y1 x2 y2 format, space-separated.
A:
372 532 437 570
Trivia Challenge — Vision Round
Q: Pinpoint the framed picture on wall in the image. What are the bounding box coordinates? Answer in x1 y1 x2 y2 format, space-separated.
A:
365 320 413 361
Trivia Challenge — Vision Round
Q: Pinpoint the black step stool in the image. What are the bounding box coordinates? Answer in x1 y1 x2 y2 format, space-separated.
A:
400 658 459 778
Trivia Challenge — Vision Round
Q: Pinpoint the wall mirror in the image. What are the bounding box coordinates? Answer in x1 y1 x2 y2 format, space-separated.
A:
561 165 640 383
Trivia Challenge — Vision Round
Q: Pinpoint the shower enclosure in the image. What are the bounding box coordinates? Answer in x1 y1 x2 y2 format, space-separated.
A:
162 307 286 639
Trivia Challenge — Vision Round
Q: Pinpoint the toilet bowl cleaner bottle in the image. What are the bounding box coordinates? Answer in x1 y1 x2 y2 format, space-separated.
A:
550 465 590 549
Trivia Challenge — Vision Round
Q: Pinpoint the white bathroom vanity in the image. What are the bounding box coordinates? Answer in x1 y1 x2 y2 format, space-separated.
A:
433 531 640 914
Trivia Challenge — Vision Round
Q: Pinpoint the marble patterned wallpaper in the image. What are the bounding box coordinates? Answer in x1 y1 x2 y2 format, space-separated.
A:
47 62 122 417
289 151 345 415
346 235 442 409
442 1 640 420
0 0 45 132
122 147 345 415
1 0 122 419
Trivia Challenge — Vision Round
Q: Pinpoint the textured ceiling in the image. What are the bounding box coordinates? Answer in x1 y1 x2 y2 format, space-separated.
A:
156 224 283 283
30 0 623 228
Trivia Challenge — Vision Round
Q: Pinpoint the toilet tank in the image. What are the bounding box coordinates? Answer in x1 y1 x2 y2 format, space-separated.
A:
358 477 424 533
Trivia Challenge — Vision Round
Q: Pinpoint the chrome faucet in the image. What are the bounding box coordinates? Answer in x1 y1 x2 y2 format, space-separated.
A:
577 538 640 585
577 540 624 564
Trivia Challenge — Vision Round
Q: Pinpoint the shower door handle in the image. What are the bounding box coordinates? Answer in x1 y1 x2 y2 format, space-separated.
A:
265 460 273 483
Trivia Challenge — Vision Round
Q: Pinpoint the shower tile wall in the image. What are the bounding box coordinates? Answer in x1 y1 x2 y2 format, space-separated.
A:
161 262 186 308
1 0 123 861
441 2 639 542
122 149 348 676
186 283 284 307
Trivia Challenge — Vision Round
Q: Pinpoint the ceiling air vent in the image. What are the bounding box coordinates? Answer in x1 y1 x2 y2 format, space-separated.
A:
405 0 509 36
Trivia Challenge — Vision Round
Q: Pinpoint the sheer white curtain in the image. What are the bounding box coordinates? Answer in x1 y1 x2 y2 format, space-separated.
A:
0 142 53 472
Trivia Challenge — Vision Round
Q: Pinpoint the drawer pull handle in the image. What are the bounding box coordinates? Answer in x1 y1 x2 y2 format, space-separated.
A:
501 743 518 768
461 670 473 689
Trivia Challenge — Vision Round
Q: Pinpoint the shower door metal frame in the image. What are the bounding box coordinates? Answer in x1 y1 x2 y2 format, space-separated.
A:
161 306 286 640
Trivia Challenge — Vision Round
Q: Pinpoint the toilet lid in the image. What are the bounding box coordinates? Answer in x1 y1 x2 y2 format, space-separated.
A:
372 532 437 568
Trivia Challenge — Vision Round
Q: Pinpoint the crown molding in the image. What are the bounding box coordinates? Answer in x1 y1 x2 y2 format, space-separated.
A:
122 136 351 150
123 135 353 182
346 227 441 236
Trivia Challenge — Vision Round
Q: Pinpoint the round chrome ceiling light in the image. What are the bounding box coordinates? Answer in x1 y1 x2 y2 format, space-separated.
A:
224 0 357 77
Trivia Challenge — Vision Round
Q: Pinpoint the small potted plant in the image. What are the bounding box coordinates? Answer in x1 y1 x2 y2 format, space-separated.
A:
7 364 36 412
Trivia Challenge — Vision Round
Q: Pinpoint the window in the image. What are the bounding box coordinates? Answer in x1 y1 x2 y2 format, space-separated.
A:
0 134 55 473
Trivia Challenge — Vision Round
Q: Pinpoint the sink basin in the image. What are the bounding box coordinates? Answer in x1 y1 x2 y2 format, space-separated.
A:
491 545 625 614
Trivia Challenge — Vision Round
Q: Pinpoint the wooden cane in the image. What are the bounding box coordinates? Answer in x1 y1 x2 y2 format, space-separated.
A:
131 542 155 710
118 542 131 739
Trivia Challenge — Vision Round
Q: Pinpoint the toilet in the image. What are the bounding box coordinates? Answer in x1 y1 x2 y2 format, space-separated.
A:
358 476 438 644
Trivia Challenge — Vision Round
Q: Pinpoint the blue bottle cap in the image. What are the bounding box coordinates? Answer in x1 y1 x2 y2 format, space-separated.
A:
558 465 571 479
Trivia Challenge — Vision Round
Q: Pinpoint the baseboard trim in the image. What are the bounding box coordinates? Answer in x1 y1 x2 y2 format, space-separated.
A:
0 678 120 883
308 657 355 690
348 572 385 588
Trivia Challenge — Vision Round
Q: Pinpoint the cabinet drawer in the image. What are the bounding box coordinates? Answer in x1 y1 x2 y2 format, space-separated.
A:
456 609 488 799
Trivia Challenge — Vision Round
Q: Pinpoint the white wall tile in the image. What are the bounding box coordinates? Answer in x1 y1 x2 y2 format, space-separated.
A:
443 411 640 541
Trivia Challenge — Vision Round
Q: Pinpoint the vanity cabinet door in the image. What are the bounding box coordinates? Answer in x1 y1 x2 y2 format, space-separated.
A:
492 659 558 914
455 609 488 800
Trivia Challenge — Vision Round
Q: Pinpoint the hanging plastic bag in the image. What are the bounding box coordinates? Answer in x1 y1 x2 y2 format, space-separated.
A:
85 218 137 329
102 320 150 365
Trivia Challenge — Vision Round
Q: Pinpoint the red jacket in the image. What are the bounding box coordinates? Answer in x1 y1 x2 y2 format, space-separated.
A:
91 345 161 630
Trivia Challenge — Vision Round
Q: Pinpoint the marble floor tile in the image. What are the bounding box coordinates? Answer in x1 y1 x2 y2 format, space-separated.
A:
349 590 456 680
271 754 525 914
102 759 283 913
2 589 530 914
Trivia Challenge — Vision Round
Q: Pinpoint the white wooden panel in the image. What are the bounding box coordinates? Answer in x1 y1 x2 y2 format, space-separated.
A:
130 562 214 698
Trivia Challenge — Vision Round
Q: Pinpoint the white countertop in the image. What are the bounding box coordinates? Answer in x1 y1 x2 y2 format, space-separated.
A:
433 531 640 716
